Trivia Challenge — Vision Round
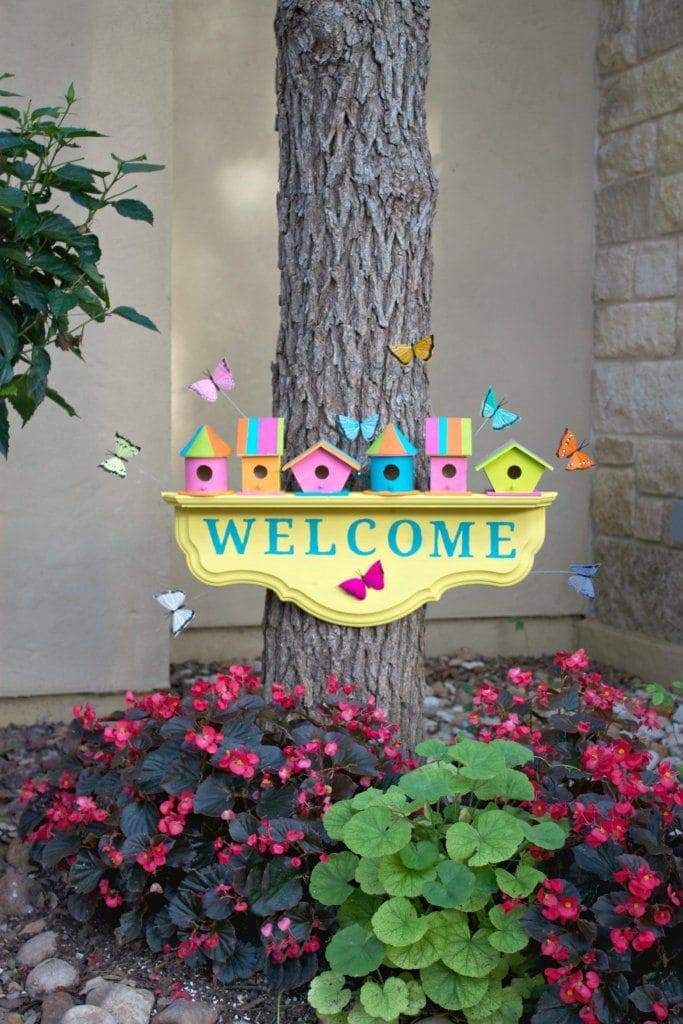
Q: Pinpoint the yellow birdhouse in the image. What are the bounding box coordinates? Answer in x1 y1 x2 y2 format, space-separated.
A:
475 441 553 494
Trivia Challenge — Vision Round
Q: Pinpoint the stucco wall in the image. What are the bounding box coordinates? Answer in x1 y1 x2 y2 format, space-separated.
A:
171 0 598 658
0 0 173 698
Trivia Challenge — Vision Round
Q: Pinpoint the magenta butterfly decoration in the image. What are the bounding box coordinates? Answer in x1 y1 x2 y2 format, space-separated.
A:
188 359 235 402
339 560 385 600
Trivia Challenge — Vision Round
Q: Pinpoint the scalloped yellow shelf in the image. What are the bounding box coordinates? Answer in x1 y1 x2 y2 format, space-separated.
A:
162 491 557 627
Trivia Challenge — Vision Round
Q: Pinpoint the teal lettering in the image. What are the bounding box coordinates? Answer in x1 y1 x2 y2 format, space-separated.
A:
429 520 474 558
203 517 255 555
487 521 516 559
387 519 422 557
305 518 337 556
265 517 294 555
347 518 377 556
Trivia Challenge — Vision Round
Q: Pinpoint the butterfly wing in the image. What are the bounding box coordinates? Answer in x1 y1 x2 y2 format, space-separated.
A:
491 406 521 430
556 428 578 459
154 589 187 613
99 456 127 478
481 387 498 420
389 344 414 366
569 563 600 578
568 574 595 599
413 335 434 362
188 378 219 401
338 415 361 441
212 358 235 392
113 433 141 460
362 560 385 592
339 578 367 600
360 413 380 441
171 607 195 637
566 450 596 471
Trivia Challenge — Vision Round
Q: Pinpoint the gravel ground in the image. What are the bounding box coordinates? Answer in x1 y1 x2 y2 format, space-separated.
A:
0 652 680 1024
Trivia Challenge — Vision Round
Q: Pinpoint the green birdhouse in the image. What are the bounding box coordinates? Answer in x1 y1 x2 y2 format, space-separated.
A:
475 441 553 494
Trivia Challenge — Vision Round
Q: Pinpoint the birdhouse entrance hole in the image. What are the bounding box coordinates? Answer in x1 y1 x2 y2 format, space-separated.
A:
314 465 330 480
442 463 457 479
253 464 268 479
197 465 214 482
383 464 400 481
507 465 522 480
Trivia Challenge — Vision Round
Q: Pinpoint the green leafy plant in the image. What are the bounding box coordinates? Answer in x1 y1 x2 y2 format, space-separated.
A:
0 72 163 456
307 737 567 1024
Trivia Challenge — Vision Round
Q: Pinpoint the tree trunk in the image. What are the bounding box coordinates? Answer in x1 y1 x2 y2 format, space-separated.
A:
263 0 437 747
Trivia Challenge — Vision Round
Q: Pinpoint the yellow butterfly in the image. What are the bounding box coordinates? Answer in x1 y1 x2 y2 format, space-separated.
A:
389 334 434 366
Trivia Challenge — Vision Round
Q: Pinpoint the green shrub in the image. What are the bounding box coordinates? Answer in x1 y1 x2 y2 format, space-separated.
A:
307 737 567 1024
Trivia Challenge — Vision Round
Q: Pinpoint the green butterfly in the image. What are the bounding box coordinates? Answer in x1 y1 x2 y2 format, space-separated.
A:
99 433 141 478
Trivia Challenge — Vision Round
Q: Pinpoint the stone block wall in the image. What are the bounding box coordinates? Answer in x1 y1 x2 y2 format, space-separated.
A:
593 0 683 646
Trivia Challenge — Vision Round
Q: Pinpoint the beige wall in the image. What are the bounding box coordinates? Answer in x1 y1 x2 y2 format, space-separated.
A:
172 0 598 655
0 0 173 698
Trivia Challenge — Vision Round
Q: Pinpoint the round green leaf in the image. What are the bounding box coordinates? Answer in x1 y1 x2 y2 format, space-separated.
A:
308 973 353 1015
457 867 498 912
384 917 444 970
495 863 545 898
371 896 429 946
351 786 407 811
441 926 501 977
398 764 458 802
445 821 478 861
338 890 384 929
355 857 386 895
420 962 489 1011
449 738 506 779
379 852 438 897
473 768 535 802
401 977 427 1016
323 801 354 840
310 852 359 905
360 978 409 1022
343 806 412 857
462 980 504 1022
415 739 449 759
326 924 385 977
498 740 534 768
468 810 524 866
348 1004 386 1024
521 819 566 850
400 841 440 871
487 905 529 953
422 860 477 908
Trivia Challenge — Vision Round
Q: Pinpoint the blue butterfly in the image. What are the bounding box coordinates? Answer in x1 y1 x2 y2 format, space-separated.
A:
480 387 520 431
568 563 600 599
338 413 380 442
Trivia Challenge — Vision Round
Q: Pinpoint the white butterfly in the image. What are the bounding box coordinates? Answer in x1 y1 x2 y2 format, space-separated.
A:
154 590 195 637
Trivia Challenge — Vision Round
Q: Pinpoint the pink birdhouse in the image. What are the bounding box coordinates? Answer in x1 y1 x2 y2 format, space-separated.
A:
283 440 360 494
425 417 472 493
179 425 232 494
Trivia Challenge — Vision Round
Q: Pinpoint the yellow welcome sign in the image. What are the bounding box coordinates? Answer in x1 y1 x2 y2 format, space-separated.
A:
162 492 557 627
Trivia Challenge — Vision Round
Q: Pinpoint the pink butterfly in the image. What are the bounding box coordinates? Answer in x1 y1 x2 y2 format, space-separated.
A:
339 561 385 600
188 359 235 402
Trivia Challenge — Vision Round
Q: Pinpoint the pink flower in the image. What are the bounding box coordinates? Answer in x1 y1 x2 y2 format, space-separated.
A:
277 917 291 931
632 929 656 951
136 841 168 873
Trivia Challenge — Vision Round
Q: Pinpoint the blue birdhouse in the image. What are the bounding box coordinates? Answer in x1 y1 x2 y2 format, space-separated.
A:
367 424 419 493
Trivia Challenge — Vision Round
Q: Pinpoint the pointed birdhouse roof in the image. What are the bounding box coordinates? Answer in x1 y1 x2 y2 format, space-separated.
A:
179 425 232 458
474 441 553 472
236 417 285 457
282 439 361 472
366 423 418 457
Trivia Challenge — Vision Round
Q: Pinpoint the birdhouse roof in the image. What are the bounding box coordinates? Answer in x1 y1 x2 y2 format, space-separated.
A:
474 441 553 472
366 423 418 457
179 425 232 458
236 417 285 456
282 439 361 472
425 417 472 456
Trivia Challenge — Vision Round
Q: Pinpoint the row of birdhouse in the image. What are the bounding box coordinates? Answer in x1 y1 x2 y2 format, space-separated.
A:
179 417 552 496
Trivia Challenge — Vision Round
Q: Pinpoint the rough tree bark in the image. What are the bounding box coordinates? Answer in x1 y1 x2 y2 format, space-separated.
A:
263 0 438 746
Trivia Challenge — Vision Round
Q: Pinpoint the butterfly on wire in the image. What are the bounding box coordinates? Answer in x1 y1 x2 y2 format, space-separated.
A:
99 433 141 478
154 590 195 636
557 428 596 471
568 563 600 599
479 387 521 432
338 413 380 443
389 335 434 366
188 358 235 402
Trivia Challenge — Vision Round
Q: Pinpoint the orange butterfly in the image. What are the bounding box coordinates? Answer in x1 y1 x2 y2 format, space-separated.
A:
556 428 596 471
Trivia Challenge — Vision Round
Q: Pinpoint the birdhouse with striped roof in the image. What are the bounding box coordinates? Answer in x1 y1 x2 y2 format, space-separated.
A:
425 416 472 493
236 417 285 494
283 440 361 494
367 424 418 493
475 441 553 495
180 425 232 494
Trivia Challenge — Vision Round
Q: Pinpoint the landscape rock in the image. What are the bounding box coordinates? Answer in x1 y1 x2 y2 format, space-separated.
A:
40 990 76 1024
19 916 47 937
0 869 33 916
154 1001 219 1024
5 837 31 868
17 929 59 967
25 957 78 997
62 1009 118 1024
87 982 155 1024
